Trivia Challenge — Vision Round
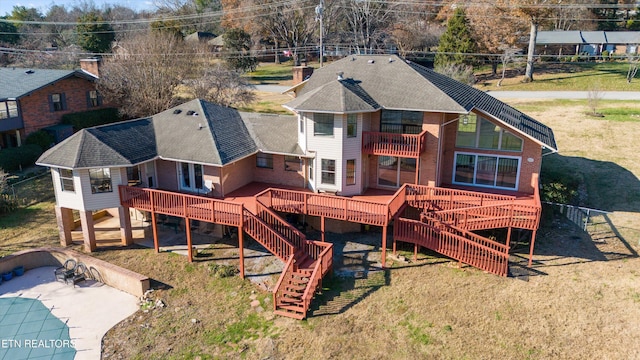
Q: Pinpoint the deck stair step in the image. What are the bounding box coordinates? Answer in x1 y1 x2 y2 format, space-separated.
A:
274 309 305 320
284 283 307 292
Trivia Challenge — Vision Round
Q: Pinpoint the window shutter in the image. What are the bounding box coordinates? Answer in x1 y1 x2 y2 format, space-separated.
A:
48 95 55 112
61 93 67 110
97 92 103 106
86 91 91 108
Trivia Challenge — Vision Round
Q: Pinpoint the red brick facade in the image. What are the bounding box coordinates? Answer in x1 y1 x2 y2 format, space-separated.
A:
20 76 107 136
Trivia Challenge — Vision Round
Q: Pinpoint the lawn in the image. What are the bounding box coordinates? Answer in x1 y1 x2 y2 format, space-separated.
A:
476 61 640 91
2 96 640 359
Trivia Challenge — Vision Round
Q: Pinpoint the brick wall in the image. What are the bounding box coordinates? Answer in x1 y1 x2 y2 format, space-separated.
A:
21 76 107 136
254 154 305 188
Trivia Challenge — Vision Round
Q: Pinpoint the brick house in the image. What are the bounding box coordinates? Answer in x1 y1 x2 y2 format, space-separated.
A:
38 55 557 319
0 60 105 148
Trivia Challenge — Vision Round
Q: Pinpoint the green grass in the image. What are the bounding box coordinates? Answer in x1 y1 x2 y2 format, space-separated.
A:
245 62 295 84
477 62 639 91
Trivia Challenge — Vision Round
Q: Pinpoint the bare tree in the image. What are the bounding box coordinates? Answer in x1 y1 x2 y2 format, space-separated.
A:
98 30 255 118
187 64 255 106
587 85 603 116
508 0 552 82
343 0 395 54
497 46 522 86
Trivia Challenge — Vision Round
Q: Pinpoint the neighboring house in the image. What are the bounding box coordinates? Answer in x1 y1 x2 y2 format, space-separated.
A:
536 31 640 56
0 61 105 148
185 31 217 44
37 54 557 319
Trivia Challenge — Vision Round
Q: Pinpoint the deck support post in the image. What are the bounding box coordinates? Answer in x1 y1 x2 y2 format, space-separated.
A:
414 243 418 262
415 156 420 184
79 210 96 252
118 206 133 246
506 226 512 252
186 218 193 263
381 225 388 268
151 212 159 253
55 206 74 246
239 211 245 279
392 238 397 256
321 216 326 243
528 229 537 267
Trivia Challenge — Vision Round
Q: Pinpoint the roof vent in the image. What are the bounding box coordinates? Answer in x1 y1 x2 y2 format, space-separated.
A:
368 60 374 64
25 70 35 74
351 57 356 61
337 71 344 80
388 57 394 63
173 109 182 114
186 110 196 116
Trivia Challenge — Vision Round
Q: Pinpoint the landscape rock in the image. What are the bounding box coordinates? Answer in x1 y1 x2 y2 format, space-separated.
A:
250 300 261 307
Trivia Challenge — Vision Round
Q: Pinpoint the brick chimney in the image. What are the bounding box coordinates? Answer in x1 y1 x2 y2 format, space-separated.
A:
292 66 314 85
80 58 101 78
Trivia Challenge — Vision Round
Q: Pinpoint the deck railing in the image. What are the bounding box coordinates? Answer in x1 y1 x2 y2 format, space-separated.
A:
300 243 333 315
255 201 308 251
272 254 297 312
404 184 517 212
256 188 389 226
119 186 242 226
362 130 427 158
427 203 540 231
242 208 295 262
395 217 509 276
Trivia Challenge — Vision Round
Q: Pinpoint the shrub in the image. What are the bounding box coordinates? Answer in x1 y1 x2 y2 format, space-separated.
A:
0 145 43 172
207 263 239 278
0 169 17 214
25 130 55 151
61 107 121 131
601 50 610 61
540 164 580 205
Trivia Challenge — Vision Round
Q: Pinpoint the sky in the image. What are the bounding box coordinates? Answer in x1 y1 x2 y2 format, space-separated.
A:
0 0 155 16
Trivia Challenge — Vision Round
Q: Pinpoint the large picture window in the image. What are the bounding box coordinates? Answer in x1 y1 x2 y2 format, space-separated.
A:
314 113 334 136
321 159 336 185
455 114 523 152
59 168 74 192
89 168 112 193
453 152 520 190
380 110 422 134
256 153 273 169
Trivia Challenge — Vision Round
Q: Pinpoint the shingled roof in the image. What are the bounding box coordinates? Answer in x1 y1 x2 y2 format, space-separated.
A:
37 99 301 169
0 68 96 100
286 54 557 151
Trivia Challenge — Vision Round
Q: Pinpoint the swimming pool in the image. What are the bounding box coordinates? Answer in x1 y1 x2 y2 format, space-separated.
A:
0 297 76 360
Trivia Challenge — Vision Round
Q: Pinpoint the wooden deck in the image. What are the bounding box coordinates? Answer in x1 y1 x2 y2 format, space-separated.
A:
119 176 543 315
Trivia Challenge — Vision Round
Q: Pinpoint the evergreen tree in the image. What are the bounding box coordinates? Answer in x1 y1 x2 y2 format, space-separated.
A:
435 8 476 68
76 12 115 53
223 28 258 72
0 18 19 44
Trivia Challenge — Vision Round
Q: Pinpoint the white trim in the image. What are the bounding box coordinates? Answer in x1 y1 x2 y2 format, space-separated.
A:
452 151 522 191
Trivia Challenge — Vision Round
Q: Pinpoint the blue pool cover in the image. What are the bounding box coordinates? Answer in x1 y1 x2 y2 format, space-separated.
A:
0 297 76 360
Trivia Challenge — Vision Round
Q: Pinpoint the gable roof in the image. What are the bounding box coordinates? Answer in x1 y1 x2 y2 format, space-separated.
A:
536 31 640 45
0 68 96 100
283 78 380 113
286 54 557 151
37 99 303 169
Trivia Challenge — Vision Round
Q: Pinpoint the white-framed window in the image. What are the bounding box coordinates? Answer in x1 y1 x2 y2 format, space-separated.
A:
89 168 112 193
127 166 141 185
455 114 523 152
347 114 357 138
380 110 422 134
321 159 336 185
314 113 334 136
178 162 204 192
346 159 356 185
256 153 273 169
453 152 521 190
309 158 314 180
285 155 301 172
59 168 74 192
299 117 304 133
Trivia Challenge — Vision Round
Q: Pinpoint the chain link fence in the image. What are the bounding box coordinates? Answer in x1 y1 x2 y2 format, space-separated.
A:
5 171 55 208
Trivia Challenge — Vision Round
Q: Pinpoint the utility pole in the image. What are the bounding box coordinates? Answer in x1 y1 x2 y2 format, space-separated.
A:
315 0 324 67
